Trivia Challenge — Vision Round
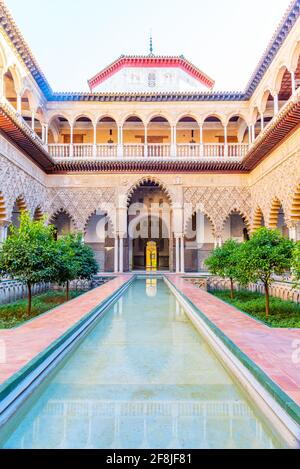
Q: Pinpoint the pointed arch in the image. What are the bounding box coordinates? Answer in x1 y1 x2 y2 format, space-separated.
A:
290 182 300 224
0 191 7 221
202 112 225 123
175 112 201 125
251 207 265 232
268 198 284 228
220 208 250 236
126 176 173 207
121 113 146 126
184 209 216 237
72 112 95 126
33 206 44 221
49 208 77 234
290 40 300 72
10 196 27 229
14 196 27 213
84 209 115 236
145 112 172 126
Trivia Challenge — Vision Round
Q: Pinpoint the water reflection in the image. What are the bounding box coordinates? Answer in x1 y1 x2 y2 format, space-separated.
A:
146 278 157 297
1 398 278 449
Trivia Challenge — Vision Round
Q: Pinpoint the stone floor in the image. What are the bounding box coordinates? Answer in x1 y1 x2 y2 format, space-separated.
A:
0 273 299 410
167 275 300 407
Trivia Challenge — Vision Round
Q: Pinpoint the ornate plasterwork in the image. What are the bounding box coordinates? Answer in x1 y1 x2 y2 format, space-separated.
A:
184 186 252 236
0 154 48 220
250 152 300 228
47 187 117 232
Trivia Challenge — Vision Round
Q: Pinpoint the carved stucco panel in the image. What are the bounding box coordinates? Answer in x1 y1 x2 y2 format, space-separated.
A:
0 154 48 219
184 186 252 236
250 153 300 228
47 187 117 231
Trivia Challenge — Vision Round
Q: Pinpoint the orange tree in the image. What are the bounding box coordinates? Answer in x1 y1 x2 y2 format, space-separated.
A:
236 228 294 318
0 212 58 314
205 239 241 300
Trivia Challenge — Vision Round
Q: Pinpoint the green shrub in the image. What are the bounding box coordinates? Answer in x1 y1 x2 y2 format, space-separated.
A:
0 290 81 329
211 289 300 328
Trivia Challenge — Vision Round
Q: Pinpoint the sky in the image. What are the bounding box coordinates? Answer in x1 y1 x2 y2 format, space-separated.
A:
4 0 291 92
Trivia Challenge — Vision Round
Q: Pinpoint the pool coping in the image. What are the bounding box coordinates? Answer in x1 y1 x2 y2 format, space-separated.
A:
165 275 300 429
0 275 135 424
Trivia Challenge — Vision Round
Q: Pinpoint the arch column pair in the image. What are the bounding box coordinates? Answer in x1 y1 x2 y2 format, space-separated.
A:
114 206 128 273
174 234 185 274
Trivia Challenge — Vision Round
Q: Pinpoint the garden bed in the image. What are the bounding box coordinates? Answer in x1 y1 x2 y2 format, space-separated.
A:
210 289 300 328
0 291 82 329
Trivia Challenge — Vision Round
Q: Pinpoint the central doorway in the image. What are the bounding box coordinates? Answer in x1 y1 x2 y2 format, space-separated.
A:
146 241 157 271
128 180 172 271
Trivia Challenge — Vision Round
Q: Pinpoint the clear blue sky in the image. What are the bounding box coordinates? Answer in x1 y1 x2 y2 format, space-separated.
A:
5 0 290 91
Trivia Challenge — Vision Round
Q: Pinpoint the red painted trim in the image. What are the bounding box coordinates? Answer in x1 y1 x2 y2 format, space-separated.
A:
88 56 215 90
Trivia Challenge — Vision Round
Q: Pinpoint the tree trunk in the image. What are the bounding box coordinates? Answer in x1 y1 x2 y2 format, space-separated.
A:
265 283 270 319
66 280 70 301
230 278 234 300
27 282 32 316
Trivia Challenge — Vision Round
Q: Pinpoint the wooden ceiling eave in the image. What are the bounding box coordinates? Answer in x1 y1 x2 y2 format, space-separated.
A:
0 106 54 171
48 160 248 174
243 97 300 170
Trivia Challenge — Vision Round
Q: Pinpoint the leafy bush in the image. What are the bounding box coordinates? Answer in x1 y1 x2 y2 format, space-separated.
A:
0 291 82 329
212 289 300 328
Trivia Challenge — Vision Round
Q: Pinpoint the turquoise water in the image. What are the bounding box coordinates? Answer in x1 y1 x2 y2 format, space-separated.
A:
0 278 286 449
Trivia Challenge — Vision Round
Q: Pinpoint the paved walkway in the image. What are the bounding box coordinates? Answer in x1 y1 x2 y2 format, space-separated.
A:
167 275 300 407
0 275 132 385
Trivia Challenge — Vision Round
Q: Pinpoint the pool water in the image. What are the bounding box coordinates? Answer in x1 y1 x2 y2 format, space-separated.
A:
0 278 287 449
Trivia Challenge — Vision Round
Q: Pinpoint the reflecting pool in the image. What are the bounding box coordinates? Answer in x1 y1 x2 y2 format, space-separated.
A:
0 278 287 448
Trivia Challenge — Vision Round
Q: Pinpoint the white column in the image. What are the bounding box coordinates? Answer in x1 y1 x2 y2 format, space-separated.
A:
223 124 228 157
119 237 124 273
45 124 49 145
251 124 255 142
128 236 133 271
93 122 97 157
114 236 119 272
260 113 264 132
248 125 252 144
144 125 148 157
17 93 22 113
171 126 177 157
117 125 123 157
199 123 203 156
291 71 296 95
70 124 74 157
0 224 4 243
289 227 297 242
31 110 35 131
274 93 279 115
0 223 8 243
175 236 180 273
180 236 185 274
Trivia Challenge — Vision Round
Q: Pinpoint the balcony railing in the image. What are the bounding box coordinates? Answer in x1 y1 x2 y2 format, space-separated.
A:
48 143 249 160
